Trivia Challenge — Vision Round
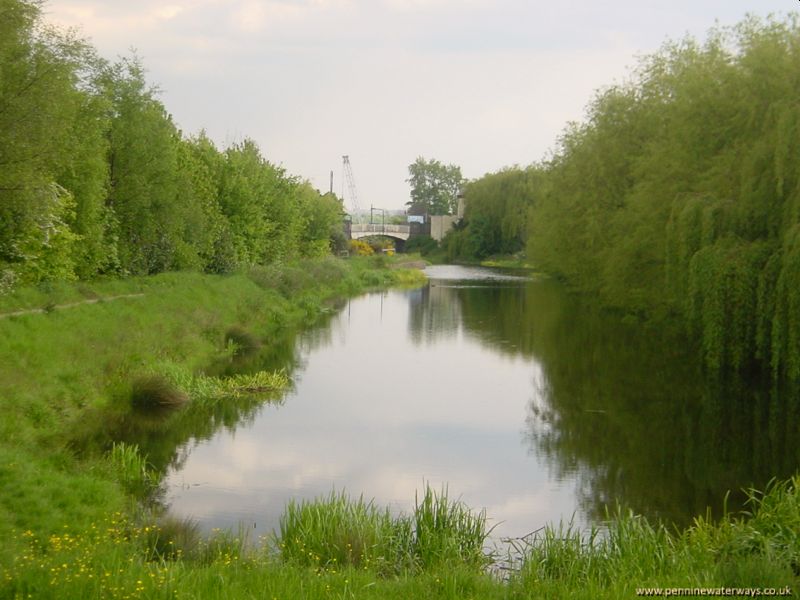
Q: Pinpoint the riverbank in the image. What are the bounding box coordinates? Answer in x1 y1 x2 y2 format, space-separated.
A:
1 257 797 599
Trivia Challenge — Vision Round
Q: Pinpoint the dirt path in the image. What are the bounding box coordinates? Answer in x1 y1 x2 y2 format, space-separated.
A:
0 293 145 320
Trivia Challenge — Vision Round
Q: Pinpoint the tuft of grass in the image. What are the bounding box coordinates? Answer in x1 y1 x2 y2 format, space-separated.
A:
277 486 493 575
130 375 188 411
413 486 493 570
278 490 412 573
109 442 155 496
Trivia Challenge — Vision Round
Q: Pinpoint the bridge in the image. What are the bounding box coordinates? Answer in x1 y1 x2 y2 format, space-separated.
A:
349 223 411 241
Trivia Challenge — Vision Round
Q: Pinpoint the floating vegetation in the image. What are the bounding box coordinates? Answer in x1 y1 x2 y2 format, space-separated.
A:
149 362 290 406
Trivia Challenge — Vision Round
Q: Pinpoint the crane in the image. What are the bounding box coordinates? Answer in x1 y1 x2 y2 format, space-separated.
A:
341 155 361 221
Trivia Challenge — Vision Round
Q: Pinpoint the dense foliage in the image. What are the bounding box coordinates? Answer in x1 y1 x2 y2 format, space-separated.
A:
449 15 800 379
0 0 344 290
442 167 545 260
405 156 464 216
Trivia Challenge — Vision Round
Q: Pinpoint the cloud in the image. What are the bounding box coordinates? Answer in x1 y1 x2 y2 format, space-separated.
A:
230 1 309 33
44 0 791 210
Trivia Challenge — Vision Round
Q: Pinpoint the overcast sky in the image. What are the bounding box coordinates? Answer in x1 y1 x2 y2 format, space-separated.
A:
45 0 794 211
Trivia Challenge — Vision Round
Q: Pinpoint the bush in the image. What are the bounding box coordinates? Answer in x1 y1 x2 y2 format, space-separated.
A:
348 239 374 256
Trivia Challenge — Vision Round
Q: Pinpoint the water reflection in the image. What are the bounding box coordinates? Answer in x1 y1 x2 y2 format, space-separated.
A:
415 267 800 528
163 274 569 540
155 265 799 541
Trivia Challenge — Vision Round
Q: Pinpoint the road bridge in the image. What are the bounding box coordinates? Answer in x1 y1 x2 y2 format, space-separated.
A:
349 223 411 241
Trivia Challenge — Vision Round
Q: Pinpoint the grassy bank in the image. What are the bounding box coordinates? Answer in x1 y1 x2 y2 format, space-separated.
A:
1 256 798 598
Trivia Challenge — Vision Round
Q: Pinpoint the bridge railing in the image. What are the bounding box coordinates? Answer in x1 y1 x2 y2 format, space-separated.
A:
351 223 410 234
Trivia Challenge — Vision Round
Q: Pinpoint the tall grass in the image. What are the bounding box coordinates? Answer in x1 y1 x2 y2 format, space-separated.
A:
277 486 492 574
413 486 492 570
109 442 155 496
2 476 800 598
511 479 800 597
279 491 412 573
130 375 188 410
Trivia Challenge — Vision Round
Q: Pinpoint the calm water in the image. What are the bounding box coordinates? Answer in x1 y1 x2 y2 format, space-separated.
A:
157 265 800 541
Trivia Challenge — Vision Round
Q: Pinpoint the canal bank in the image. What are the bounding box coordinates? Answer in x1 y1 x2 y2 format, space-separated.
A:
1 259 798 598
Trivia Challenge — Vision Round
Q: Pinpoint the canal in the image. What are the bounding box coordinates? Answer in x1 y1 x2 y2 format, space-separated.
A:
159 265 800 542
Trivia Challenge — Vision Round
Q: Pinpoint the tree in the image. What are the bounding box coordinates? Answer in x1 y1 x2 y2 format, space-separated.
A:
405 157 463 216
104 57 182 275
0 0 97 284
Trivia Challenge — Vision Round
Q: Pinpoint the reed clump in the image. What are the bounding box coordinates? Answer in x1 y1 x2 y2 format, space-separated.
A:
279 491 409 573
277 486 491 575
130 375 188 411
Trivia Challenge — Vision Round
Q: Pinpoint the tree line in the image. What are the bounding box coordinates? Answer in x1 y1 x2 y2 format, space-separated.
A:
0 0 345 293
446 15 800 379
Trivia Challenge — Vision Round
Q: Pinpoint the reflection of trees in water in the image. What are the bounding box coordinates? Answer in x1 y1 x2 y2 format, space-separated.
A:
72 303 350 481
407 284 463 345
408 276 800 528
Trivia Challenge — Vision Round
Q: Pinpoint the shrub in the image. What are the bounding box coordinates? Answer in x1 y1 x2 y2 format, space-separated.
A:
348 239 374 256
405 235 439 256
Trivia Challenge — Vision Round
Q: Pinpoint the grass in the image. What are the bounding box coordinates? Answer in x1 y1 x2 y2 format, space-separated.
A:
109 442 156 496
277 486 491 575
278 491 411 573
2 479 799 598
413 486 492 570
511 479 800 597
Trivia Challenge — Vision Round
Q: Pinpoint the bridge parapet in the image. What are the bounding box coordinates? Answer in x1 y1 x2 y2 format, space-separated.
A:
350 223 411 241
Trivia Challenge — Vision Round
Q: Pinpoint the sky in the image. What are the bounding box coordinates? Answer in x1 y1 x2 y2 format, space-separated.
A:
44 0 795 211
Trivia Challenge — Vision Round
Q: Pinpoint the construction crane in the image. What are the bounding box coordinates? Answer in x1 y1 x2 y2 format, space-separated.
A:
341 155 361 221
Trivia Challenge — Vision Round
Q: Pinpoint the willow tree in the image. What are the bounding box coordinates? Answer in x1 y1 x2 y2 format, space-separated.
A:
517 15 800 377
